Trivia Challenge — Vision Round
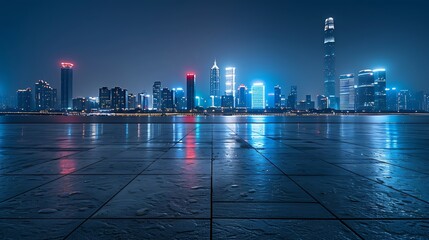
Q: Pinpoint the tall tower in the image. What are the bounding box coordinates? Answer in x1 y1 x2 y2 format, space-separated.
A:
210 60 220 107
60 62 73 110
339 74 355 111
225 67 236 108
186 73 196 111
373 69 387 111
324 17 337 109
251 82 265 109
152 81 162 110
356 70 375 112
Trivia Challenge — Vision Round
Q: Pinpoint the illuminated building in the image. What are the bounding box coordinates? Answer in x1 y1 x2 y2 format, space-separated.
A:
174 88 186 110
324 17 337 109
386 88 398 111
373 69 387 111
35 80 57 110
128 93 137 110
237 84 247 108
339 74 355 110
99 87 111 109
152 81 162 110
17 88 32 111
161 87 174 110
60 62 73 110
186 74 196 110
356 70 375 111
274 85 281 108
287 86 297 110
111 87 128 110
251 82 265 109
225 67 236 108
210 60 220 107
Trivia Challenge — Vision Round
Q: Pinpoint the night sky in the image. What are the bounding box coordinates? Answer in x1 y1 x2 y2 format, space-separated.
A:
0 0 428 100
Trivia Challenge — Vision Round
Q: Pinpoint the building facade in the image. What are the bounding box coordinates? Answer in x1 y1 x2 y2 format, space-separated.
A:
356 70 375 111
339 74 355 111
210 60 220 107
324 17 337 109
186 74 195 111
60 62 73 110
225 67 236 108
35 80 57 110
251 82 265 109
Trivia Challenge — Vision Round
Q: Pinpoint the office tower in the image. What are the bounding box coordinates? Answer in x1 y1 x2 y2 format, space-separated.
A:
186 74 196 111
339 74 355 110
152 81 162 110
128 93 137 110
317 95 328 110
99 87 111 109
356 70 375 111
174 88 186 110
225 67 236 107
267 93 275 108
210 60 220 107
60 62 73 110
17 88 32 111
280 94 287 108
72 97 87 111
161 87 174 110
324 17 337 109
35 80 57 110
398 90 411 111
137 92 150 110
237 84 247 108
373 69 387 111
251 82 265 109
221 95 234 108
297 95 315 111
274 85 281 108
111 87 128 110
386 88 398 111
287 86 297 110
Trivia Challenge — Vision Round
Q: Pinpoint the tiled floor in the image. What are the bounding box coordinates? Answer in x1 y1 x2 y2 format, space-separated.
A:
1 117 429 239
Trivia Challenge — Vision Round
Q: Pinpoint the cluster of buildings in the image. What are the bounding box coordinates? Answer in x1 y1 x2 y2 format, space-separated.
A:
12 17 429 113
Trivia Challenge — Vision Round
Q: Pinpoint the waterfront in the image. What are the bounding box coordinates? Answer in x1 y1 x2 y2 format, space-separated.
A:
1 115 429 239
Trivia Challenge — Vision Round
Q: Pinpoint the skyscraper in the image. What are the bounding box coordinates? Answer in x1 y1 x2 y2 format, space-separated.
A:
152 81 162 110
174 88 186 110
251 82 265 109
60 62 73 110
35 80 57 110
99 87 111 109
287 86 297 110
128 93 137 110
17 88 32 111
274 85 282 108
161 87 174 110
210 60 220 107
356 70 375 111
186 74 196 111
386 88 398 111
324 17 337 109
225 67 236 108
237 84 247 108
373 69 387 111
339 74 355 110
111 87 128 110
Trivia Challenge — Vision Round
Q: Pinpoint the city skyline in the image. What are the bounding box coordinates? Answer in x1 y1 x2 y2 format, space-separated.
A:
1 0 428 100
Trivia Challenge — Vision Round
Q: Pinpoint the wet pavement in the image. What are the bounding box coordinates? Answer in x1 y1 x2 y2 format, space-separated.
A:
1 116 429 239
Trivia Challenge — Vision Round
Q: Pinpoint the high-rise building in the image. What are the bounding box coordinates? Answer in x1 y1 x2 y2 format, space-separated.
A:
339 74 355 111
251 82 265 109
297 95 315 110
60 62 73 110
35 80 57 110
210 60 220 107
161 87 174 110
398 90 411 111
287 86 297 110
72 97 87 111
99 87 111 109
225 67 236 108
237 84 247 108
111 87 128 110
128 93 137 110
137 92 150 110
373 69 387 111
186 74 196 111
17 88 32 111
221 95 234 108
356 70 375 111
317 95 328 110
174 88 186 110
386 88 398 111
324 17 337 109
152 81 162 110
274 85 282 108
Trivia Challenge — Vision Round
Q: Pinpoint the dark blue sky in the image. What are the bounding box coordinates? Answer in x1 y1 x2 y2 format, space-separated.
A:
0 0 428 100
